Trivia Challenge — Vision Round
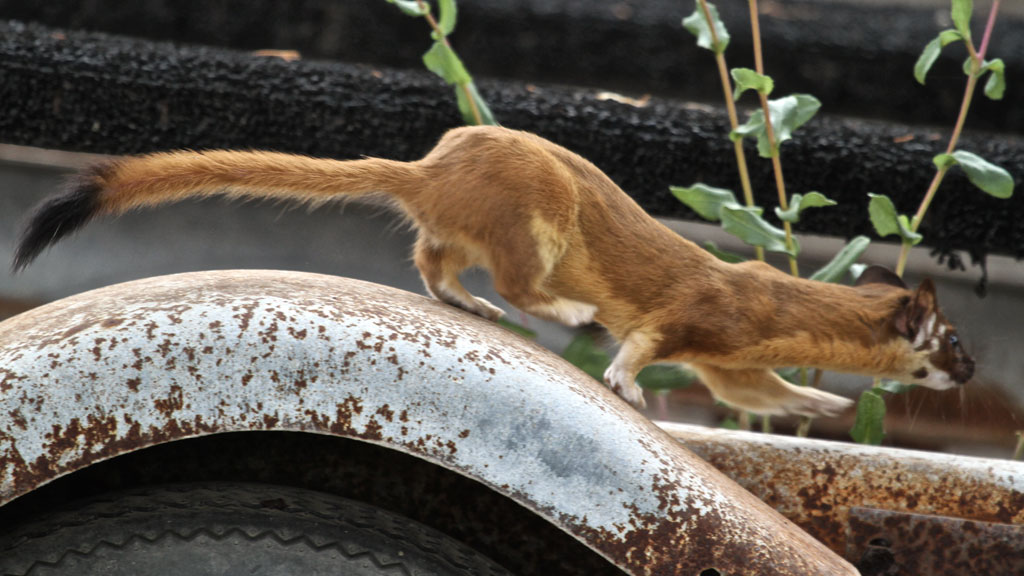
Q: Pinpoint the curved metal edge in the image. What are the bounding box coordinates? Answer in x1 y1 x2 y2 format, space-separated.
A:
0 270 856 575
658 421 1024 556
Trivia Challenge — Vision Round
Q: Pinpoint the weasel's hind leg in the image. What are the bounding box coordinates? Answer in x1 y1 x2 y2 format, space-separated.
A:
414 237 504 321
690 363 854 417
493 276 595 327
488 229 595 327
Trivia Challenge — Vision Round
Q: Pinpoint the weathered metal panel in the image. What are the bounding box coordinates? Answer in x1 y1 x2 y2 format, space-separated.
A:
847 506 1024 576
0 270 855 575
660 422 1024 564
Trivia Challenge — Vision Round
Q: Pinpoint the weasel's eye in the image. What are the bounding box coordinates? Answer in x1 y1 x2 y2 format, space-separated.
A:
949 334 959 347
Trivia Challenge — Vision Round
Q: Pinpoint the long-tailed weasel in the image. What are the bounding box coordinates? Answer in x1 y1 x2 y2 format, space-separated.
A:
13 126 975 416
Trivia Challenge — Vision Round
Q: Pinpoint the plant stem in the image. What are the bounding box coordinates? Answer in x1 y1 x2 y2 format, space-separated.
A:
795 369 823 437
698 0 764 262
1014 431 1024 460
748 0 807 436
748 0 799 277
415 0 484 125
894 0 1000 277
978 0 1001 58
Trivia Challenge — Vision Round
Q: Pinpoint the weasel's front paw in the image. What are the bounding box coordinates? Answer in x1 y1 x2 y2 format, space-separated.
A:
471 297 505 322
603 365 647 410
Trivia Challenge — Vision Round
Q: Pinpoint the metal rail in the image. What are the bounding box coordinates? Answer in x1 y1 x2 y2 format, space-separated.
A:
661 421 1024 574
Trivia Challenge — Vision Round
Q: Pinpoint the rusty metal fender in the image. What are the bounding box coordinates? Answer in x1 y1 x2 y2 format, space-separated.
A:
0 270 856 575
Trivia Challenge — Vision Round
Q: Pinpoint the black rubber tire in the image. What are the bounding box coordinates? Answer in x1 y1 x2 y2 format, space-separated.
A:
0 483 514 576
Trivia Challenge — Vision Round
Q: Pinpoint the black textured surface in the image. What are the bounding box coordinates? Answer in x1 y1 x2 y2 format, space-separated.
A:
0 433 620 575
1 0 1021 132
0 483 513 575
0 19 1021 265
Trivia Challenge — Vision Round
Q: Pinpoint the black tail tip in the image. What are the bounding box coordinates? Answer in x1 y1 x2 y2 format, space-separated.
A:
12 166 108 273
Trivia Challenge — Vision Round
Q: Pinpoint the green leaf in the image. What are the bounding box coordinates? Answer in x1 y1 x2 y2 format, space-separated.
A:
455 82 498 126
436 0 457 37
877 379 916 394
497 317 536 339
422 41 471 85
637 365 695 390
951 0 973 40
720 205 799 256
939 28 965 45
867 193 900 237
947 150 1015 199
933 152 957 170
775 191 837 223
387 0 429 17
731 68 774 101
682 1 730 54
915 29 965 84
850 389 886 445
809 235 871 283
914 37 942 85
561 333 610 382
730 112 764 144
981 58 1006 100
867 193 922 245
896 215 922 245
719 417 740 430
769 94 821 153
670 183 739 221
703 240 747 263
732 94 821 158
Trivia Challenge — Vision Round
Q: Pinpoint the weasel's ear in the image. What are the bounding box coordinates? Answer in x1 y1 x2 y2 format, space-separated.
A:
893 278 938 338
855 265 907 289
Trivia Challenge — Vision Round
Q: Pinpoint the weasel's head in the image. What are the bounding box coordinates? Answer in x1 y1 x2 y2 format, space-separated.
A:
857 266 975 390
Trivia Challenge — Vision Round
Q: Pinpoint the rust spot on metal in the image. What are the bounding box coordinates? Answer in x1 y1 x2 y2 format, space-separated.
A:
153 385 184 416
1 369 27 393
376 404 394 422
126 377 141 392
364 418 384 440
459 429 470 439
849 507 1024 576
327 395 365 436
45 414 120 464
8 410 27 430
156 338 173 358
232 302 257 332
60 320 92 340
100 318 123 328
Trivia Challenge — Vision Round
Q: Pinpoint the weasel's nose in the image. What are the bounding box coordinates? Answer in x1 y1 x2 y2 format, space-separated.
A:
953 356 975 384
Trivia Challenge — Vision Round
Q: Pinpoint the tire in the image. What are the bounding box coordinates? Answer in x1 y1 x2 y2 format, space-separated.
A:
0 482 513 576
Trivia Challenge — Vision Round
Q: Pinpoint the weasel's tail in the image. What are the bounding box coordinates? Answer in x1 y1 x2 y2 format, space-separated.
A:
13 150 417 271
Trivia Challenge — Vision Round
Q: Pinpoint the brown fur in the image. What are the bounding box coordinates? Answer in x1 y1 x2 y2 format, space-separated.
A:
16 126 975 415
